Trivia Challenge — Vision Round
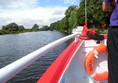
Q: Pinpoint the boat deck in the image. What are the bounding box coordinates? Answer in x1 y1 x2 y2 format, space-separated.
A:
59 39 108 83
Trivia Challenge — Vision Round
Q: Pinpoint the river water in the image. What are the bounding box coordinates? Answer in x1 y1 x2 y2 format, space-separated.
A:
0 31 71 83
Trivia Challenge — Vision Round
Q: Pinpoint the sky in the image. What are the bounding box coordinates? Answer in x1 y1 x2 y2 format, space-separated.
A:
0 0 80 28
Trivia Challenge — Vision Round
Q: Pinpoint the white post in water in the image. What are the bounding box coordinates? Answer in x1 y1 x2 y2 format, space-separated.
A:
0 32 80 83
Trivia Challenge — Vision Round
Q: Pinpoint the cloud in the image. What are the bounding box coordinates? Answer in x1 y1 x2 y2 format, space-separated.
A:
64 0 80 5
52 10 65 15
0 0 70 28
17 18 44 28
0 6 67 28
0 0 39 9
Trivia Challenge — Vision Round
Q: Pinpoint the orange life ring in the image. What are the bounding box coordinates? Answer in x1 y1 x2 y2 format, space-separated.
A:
85 44 108 81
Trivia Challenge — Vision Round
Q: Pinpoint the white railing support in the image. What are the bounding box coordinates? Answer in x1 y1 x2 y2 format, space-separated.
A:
0 32 80 83
74 35 78 42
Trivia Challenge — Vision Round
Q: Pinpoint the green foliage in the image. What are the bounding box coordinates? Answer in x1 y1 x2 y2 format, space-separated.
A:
39 25 50 31
50 0 111 34
92 27 108 34
2 22 19 32
50 5 79 34
32 24 39 31
0 1 111 35
0 30 4 35
0 23 40 35
86 0 111 29
0 22 51 35
19 25 25 31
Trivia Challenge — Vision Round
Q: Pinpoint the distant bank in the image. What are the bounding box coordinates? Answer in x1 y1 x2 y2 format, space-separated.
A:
0 22 50 35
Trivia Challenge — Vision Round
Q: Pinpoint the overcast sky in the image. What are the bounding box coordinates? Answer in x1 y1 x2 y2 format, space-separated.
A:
0 0 80 28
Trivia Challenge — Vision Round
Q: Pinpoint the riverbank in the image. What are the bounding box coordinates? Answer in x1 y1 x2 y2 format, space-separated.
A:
0 29 40 35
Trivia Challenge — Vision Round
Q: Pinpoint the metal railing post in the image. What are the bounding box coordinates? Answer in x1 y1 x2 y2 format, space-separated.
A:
75 35 78 42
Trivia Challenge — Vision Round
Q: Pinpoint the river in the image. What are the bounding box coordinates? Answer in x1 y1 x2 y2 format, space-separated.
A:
0 31 71 83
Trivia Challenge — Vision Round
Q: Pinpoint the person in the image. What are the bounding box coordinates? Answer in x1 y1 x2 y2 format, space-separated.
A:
102 0 118 83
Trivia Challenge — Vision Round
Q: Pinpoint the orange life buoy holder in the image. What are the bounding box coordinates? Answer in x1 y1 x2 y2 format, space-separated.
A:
85 44 108 81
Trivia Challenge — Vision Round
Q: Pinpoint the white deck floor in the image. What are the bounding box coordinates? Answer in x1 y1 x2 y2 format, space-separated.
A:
59 39 108 83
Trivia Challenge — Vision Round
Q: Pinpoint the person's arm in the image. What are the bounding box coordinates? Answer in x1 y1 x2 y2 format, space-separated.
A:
102 0 114 12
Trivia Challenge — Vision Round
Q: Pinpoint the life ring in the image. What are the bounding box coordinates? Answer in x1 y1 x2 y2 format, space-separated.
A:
85 44 108 81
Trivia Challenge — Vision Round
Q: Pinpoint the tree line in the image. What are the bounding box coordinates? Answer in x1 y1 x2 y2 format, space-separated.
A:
0 0 111 35
50 0 111 34
0 23 50 35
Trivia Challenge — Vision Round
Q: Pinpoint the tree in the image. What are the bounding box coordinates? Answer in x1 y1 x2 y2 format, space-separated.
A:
80 0 111 29
19 25 25 31
50 5 79 33
32 24 39 31
50 0 111 34
39 25 50 31
5 22 19 32
2 26 7 30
